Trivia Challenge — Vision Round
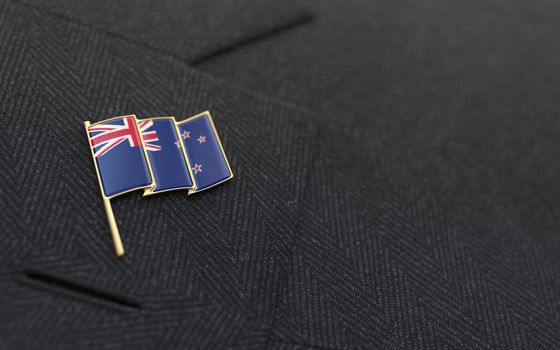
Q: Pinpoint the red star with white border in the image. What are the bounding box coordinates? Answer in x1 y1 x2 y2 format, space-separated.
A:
192 163 203 174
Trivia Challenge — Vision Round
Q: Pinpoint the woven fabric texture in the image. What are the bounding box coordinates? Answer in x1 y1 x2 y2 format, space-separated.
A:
1 0 560 349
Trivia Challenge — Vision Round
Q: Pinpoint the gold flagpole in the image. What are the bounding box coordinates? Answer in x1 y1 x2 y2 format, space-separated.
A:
84 121 125 257
102 197 125 256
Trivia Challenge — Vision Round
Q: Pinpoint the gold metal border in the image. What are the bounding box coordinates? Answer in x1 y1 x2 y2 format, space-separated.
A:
176 111 234 195
139 116 197 196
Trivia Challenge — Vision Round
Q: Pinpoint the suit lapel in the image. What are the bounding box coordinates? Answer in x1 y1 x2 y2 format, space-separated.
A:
18 0 312 63
0 1 316 348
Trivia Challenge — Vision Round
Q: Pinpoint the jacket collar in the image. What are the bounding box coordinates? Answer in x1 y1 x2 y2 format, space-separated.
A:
18 0 312 63
0 1 317 346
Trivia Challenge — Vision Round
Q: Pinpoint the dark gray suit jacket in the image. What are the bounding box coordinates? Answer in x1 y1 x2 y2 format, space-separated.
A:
1 0 560 348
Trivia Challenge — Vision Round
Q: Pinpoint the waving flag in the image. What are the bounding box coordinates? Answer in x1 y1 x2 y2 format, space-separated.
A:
139 117 195 194
177 112 233 193
86 115 153 198
84 112 232 257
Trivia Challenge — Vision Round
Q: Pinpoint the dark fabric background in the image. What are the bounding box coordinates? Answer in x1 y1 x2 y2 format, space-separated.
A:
1 0 560 349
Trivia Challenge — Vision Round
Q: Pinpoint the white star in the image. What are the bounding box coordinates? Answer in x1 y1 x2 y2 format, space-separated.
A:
192 163 203 174
174 140 181 148
197 135 206 144
182 130 190 139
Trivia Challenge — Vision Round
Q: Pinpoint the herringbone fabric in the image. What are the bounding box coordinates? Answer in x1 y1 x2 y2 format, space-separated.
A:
199 2 560 347
0 1 315 348
1 0 560 349
20 0 310 64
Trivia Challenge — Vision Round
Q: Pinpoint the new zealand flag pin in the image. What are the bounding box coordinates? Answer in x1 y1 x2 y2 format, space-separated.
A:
84 111 233 256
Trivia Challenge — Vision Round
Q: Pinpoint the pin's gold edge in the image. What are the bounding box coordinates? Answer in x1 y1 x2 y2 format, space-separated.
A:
188 174 234 195
139 116 197 196
178 111 234 196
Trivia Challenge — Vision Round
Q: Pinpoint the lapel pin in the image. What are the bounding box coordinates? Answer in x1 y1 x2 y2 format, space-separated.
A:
84 111 233 256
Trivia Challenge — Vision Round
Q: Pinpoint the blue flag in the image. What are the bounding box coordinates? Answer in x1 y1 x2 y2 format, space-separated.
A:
86 115 153 198
138 117 195 194
177 112 233 193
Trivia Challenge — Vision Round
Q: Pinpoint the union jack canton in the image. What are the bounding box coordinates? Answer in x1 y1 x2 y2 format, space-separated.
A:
87 115 153 198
